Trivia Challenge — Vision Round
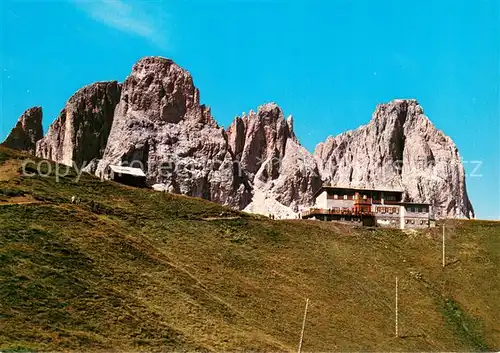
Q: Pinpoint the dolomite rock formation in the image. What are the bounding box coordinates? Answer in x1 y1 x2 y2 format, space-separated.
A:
96 57 252 208
314 99 474 218
227 103 321 214
2 107 43 154
5 56 473 219
36 81 121 167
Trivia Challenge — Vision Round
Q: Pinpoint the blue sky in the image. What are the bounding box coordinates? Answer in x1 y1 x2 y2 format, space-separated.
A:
1 0 498 219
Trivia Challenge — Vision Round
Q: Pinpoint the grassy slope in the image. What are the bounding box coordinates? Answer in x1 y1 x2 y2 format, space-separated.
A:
0 146 498 352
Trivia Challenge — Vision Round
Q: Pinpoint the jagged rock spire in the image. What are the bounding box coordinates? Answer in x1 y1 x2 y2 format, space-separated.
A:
2 107 43 155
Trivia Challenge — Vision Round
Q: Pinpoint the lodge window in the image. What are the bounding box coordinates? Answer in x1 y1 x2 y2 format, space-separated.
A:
422 207 428 213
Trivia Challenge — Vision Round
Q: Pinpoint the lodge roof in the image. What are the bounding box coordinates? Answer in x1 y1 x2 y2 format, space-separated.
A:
313 185 404 198
108 165 146 177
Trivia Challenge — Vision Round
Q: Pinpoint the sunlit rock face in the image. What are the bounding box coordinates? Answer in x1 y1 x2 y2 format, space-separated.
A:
36 81 121 167
314 99 474 218
227 103 321 214
96 57 251 208
2 107 43 155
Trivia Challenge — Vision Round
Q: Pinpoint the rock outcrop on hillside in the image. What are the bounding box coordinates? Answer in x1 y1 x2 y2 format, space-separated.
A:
227 103 321 214
4 56 473 219
1 107 43 154
36 81 121 167
95 57 252 208
314 99 474 218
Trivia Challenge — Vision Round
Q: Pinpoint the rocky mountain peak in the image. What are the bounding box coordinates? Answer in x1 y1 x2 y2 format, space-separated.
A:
121 56 210 125
227 103 293 175
96 57 250 208
314 98 474 218
36 81 121 166
227 102 320 216
1 106 43 155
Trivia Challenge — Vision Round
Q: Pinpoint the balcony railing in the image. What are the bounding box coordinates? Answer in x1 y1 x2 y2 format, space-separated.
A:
302 208 374 218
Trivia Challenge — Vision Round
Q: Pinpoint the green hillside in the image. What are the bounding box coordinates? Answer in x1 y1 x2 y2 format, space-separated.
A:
0 146 499 352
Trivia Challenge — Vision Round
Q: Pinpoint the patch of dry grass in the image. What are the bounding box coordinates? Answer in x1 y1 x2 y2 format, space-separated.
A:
0 146 498 352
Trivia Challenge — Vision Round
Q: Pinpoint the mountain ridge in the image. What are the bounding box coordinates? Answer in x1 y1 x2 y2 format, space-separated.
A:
2 56 474 218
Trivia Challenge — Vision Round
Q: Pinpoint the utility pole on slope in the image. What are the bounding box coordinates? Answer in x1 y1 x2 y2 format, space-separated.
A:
442 223 446 268
298 298 309 353
395 277 399 338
